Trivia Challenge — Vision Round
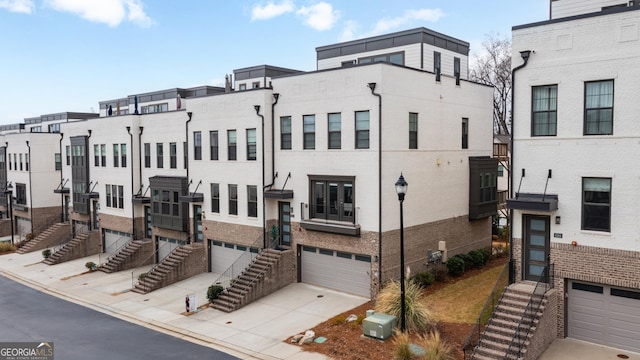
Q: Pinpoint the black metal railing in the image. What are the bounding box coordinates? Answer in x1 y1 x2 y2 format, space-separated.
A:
503 263 555 359
462 263 509 359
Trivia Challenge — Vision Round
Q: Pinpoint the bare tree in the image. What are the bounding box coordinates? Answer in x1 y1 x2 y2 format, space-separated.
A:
470 34 512 135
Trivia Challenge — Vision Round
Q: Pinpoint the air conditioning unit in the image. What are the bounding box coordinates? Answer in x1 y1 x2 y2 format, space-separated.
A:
362 313 397 340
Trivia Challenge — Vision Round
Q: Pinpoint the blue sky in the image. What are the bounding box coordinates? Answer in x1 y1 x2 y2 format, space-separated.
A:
0 0 548 125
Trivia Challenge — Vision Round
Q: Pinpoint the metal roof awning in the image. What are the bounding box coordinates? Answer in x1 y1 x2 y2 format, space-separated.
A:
264 189 294 199
53 187 70 194
507 193 558 212
179 193 204 203
131 195 151 204
79 192 100 200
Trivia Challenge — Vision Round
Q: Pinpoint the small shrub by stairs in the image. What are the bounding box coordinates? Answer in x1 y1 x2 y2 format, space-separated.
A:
211 249 284 313
99 240 152 273
17 223 70 254
131 245 204 294
472 284 545 360
43 232 90 265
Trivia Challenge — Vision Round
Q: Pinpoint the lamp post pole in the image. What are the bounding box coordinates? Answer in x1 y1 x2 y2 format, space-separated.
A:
395 173 408 332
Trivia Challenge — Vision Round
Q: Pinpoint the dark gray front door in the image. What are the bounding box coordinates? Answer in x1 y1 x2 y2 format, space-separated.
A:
278 202 291 247
144 206 152 238
193 205 202 243
523 215 550 281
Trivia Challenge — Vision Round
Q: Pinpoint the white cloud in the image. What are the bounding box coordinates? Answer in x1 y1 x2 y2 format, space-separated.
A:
45 0 152 27
296 2 338 31
251 0 294 20
339 20 358 42
0 0 34 14
371 8 444 34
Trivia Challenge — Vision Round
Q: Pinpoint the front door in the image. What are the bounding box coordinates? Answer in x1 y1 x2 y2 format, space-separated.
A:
64 195 70 222
523 215 550 281
278 202 291 247
193 205 203 243
93 201 100 229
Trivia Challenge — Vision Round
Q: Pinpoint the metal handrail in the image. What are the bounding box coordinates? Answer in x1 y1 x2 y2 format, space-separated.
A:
210 232 265 290
463 263 509 359
98 234 132 266
503 264 555 359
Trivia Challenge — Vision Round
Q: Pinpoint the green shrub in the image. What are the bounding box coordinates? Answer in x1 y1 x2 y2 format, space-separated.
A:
446 256 465 276
411 271 435 288
330 314 346 325
375 279 434 331
0 242 16 253
138 272 147 281
468 250 485 268
478 247 492 264
85 261 96 270
207 285 224 303
41 249 51 259
455 253 473 270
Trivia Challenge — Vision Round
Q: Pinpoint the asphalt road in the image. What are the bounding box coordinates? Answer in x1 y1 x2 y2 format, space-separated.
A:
0 275 239 360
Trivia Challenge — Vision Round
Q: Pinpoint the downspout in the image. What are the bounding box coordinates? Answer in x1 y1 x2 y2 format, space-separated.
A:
87 130 92 231
509 50 532 284
59 133 64 222
254 105 266 248
26 141 32 234
127 126 135 239
368 82 382 291
268 93 280 188
185 112 193 181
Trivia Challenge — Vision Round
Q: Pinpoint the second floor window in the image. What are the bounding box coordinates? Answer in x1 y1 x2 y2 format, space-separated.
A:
227 130 237 160
303 115 315 150
281 116 292 150
16 183 27 205
532 85 557 136
462 118 469 149
54 153 62 170
194 131 202 160
120 144 127 167
328 113 341 149
247 185 257 217
355 111 369 149
157 143 163 168
409 112 418 149
584 80 614 135
94 145 99 166
100 144 106 167
170 142 177 169
211 183 219 213
210 131 218 160
144 143 150 168
229 184 238 215
247 129 257 160
582 177 611 232
113 144 119 167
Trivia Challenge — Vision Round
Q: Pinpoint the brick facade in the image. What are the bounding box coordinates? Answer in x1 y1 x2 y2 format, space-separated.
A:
523 289 558 360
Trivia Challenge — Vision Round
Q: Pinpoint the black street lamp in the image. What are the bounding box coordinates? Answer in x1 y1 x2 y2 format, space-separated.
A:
4 183 14 246
395 173 408 332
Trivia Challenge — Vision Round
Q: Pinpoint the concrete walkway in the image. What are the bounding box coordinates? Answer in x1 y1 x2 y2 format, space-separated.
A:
539 338 640 360
0 250 369 360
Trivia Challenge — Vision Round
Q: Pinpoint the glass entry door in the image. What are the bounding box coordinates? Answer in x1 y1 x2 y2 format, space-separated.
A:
278 202 291 247
193 205 203 243
523 215 550 281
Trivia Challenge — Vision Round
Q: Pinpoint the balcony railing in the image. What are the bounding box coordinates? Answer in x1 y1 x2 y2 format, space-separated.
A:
498 190 508 207
493 143 509 158
300 202 360 236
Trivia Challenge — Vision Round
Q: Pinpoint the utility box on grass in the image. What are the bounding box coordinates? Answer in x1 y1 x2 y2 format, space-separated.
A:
362 313 397 340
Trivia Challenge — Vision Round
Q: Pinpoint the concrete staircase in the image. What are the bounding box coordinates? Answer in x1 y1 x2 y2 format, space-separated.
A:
211 249 284 313
43 232 90 265
132 246 194 294
99 240 146 274
17 223 69 254
472 284 544 360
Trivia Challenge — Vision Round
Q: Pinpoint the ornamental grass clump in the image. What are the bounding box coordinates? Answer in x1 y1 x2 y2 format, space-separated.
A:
392 330 413 360
374 279 434 331
418 330 454 360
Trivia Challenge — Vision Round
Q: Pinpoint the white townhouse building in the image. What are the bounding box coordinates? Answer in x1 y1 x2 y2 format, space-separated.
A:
15 27 497 302
508 0 640 354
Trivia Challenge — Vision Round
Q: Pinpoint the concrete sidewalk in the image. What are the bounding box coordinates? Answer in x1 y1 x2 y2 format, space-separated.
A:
0 251 369 360
539 338 640 360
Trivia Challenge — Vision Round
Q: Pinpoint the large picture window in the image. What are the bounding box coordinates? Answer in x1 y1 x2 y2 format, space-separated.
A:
309 176 355 223
584 80 613 135
582 177 611 232
532 85 557 136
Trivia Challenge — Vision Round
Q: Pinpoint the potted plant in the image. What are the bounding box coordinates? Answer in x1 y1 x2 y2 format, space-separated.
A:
41 249 51 259
85 261 97 271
